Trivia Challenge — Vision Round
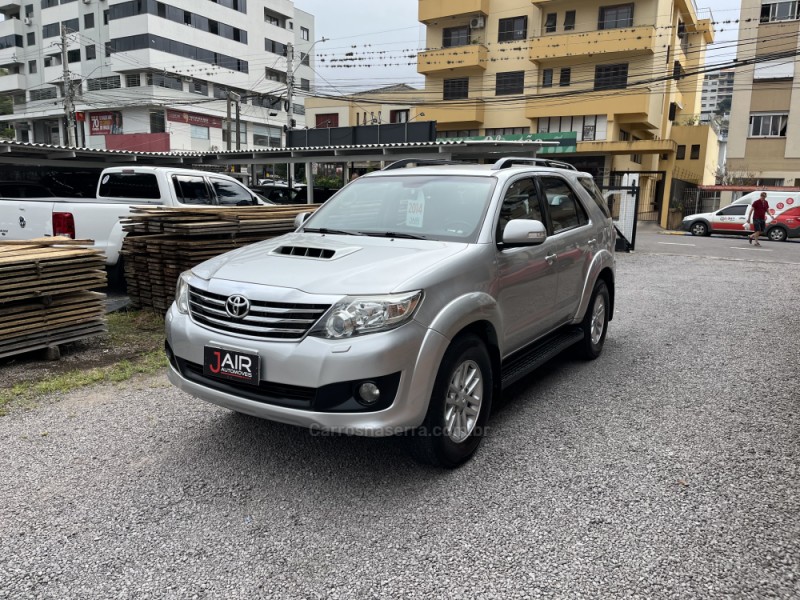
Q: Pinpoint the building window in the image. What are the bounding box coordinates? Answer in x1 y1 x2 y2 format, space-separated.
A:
30 87 57 101
265 67 286 83
443 26 470 48
264 9 282 27
676 145 686 160
300 78 310 91
496 71 524 95
26 32 35 46
690 144 700 159
85 45 95 60
146 72 182 90
564 10 576 30
390 110 410 123
485 127 528 136
545 13 557 33
265 38 287 56
192 80 208 95
594 63 628 90
28 60 37 74
760 1 800 22
86 75 121 91
300 52 310 66
619 129 630 141
598 4 634 29
41 0 58 8
43 23 59 38
63 18 78 32
253 123 281 147
150 110 165 133
190 125 209 140
126 74 140 87
443 78 469 100
559 68 571 86
25 4 33 17
498 16 527 42
301 26 310 41
749 113 788 137
542 68 553 88
84 13 94 29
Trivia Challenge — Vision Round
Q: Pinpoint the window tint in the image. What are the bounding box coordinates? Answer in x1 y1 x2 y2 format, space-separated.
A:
538 177 588 233
718 205 748 216
172 175 212 205
211 178 254 206
98 173 161 199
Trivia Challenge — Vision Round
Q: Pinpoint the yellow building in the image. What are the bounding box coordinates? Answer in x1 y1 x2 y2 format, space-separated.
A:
304 85 425 129
726 0 800 186
418 0 716 226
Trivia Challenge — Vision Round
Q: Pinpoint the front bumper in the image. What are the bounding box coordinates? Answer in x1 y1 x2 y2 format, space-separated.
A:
165 306 450 435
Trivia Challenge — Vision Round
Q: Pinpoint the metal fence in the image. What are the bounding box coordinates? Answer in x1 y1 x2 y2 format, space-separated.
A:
679 189 722 216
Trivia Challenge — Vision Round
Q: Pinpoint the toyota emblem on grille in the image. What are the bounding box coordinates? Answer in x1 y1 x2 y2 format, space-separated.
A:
225 295 250 318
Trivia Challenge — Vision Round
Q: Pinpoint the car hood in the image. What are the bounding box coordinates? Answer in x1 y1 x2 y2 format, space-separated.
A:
191 232 469 295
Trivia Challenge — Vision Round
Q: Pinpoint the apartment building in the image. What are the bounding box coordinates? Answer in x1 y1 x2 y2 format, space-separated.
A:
417 0 716 225
0 0 315 152
700 68 734 119
726 0 800 186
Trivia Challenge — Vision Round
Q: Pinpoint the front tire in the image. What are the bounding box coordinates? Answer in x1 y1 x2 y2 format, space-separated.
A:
690 221 708 236
576 280 610 360
409 334 493 468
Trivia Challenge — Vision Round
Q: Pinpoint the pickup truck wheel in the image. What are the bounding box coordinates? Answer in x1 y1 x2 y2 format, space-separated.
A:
409 334 492 468
576 280 610 360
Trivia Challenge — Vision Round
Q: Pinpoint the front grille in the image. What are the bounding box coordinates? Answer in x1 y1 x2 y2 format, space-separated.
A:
188 286 330 340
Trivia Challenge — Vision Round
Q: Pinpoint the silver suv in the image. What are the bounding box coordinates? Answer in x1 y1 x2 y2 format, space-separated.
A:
165 157 616 467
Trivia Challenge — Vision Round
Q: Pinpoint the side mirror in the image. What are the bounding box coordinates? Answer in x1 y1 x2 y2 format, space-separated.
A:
294 212 311 229
502 219 547 246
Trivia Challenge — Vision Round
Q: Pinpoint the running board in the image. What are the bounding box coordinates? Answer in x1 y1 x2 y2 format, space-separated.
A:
500 327 585 389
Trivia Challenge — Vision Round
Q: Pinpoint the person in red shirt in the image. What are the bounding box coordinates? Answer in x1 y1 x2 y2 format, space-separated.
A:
747 192 770 246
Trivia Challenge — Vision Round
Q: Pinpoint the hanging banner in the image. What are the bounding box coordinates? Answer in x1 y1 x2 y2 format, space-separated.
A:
89 111 123 135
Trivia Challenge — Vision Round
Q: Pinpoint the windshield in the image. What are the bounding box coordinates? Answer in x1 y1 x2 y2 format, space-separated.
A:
301 175 496 242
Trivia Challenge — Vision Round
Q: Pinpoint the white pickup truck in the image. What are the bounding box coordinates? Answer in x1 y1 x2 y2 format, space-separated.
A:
0 166 268 281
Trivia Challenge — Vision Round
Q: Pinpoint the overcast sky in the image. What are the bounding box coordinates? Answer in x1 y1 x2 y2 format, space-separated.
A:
296 0 745 94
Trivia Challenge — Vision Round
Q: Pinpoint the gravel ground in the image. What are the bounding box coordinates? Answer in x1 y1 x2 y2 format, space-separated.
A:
1 252 798 599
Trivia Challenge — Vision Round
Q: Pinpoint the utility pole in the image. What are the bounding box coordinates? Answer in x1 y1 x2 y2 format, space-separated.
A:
285 42 294 190
60 24 76 147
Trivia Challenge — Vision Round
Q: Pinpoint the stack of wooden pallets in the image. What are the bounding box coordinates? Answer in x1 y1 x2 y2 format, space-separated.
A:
0 238 108 359
120 205 315 312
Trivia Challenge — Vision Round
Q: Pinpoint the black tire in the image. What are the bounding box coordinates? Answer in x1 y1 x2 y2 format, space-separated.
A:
767 227 787 242
690 221 708 236
409 334 493 468
576 280 610 360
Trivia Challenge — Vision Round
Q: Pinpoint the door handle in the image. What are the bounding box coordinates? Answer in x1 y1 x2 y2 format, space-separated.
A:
545 253 557 265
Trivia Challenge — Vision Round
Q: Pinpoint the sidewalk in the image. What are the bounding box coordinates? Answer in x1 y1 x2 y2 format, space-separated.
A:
636 221 688 236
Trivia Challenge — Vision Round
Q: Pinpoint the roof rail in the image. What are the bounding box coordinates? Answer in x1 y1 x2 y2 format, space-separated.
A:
491 157 577 171
383 158 465 171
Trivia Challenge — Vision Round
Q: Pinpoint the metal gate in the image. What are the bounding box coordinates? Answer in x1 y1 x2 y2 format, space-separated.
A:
601 185 640 251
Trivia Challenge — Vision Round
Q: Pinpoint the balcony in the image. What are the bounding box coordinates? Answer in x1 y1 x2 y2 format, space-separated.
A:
530 25 657 63
526 88 661 130
0 0 22 17
419 0 489 23
418 44 487 76
0 72 24 94
420 99 485 126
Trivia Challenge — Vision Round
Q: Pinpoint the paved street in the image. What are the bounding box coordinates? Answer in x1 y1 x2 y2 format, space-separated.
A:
1 242 798 599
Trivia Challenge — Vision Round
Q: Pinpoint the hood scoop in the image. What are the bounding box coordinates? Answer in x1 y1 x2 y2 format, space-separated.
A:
271 245 361 260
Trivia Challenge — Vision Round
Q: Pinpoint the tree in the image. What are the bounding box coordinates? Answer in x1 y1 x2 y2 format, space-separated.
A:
714 164 759 186
715 98 731 116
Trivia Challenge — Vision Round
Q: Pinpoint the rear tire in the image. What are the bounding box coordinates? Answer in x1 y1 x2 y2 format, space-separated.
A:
409 334 493 468
576 280 610 360
767 227 787 242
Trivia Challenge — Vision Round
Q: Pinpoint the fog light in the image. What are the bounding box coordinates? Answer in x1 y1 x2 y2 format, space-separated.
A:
357 382 381 405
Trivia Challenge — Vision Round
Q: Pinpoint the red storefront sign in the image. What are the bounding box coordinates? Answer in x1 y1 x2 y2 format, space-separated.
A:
166 110 223 129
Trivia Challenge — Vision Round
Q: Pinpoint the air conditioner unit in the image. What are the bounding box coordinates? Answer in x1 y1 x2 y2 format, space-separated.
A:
470 16 485 29
82 0 90 4
23 17 32 26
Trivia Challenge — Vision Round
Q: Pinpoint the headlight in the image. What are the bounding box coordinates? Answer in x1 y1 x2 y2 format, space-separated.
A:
175 271 191 314
310 291 422 339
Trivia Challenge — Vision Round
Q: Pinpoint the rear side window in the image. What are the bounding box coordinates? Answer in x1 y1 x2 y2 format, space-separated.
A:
172 175 212 205
98 173 161 199
577 176 611 218
538 176 589 233
211 178 254 206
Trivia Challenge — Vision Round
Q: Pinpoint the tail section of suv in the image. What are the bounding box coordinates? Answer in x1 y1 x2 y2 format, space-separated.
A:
165 157 616 467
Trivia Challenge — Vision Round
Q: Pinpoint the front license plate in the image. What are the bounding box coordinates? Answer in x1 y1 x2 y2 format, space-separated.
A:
203 346 260 386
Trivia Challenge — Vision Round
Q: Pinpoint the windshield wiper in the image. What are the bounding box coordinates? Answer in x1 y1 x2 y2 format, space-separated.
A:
303 227 357 236
361 231 428 240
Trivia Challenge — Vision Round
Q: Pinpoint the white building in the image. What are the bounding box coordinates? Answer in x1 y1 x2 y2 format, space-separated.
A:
700 69 734 121
0 0 315 152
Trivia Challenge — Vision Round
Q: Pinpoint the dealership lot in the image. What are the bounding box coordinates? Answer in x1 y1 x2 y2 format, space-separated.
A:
1 241 798 598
